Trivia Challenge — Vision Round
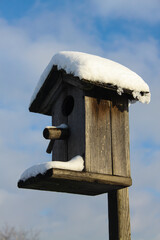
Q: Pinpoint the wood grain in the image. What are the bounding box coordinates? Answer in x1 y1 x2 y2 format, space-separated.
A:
85 96 112 174
117 188 131 240
18 169 132 196
108 95 131 240
110 96 130 177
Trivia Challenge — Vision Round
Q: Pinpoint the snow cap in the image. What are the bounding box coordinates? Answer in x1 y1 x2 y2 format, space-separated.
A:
31 51 150 105
19 155 84 181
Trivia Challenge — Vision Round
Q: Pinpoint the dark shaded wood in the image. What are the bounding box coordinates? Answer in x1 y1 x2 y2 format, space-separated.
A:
108 191 119 240
85 96 112 174
51 84 85 161
63 71 148 101
46 139 55 154
43 125 69 140
51 89 68 162
62 72 93 91
29 66 62 115
67 86 85 160
85 85 134 102
18 169 132 196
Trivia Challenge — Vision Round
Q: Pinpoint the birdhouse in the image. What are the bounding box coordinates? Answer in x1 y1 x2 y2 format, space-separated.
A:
18 51 150 196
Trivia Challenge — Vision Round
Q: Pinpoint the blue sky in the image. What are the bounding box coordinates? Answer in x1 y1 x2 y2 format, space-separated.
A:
0 1 160 239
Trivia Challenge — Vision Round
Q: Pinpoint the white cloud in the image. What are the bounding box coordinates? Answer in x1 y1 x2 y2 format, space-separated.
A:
130 189 160 240
91 0 160 23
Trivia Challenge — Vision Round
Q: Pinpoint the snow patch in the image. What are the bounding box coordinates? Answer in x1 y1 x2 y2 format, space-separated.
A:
117 87 124 95
19 155 84 181
132 91 150 104
30 51 150 105
45 123 68 130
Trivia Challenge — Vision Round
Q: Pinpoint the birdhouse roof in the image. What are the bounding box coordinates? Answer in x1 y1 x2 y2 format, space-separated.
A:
29 51 150 115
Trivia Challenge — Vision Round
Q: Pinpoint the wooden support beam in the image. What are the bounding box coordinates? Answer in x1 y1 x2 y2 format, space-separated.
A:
108 97 131 240
108 188 131 240
108 190 119 239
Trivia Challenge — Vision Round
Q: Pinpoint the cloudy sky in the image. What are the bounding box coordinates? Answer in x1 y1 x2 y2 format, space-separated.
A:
0 0 160 239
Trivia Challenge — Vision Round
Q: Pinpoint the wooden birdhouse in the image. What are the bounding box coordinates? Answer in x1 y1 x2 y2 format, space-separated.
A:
18 51 150 196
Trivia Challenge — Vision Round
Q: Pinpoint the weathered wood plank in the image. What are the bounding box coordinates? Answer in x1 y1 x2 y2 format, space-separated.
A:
50 169 132 186
108 188 131 240
117 188 131 239
18 169 132 196
85 96 112 174
108 95 131 240
110 96 130 177
108 97 131 239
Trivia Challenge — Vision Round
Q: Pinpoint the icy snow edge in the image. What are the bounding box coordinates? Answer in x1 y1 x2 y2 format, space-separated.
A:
30 51 150 105
19 155 84 181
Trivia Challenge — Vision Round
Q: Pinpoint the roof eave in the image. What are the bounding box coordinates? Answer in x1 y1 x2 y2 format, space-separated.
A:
29 67 149 116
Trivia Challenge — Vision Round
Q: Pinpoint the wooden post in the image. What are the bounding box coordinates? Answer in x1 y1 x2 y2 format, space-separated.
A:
108 97 131 240
108 188 131 240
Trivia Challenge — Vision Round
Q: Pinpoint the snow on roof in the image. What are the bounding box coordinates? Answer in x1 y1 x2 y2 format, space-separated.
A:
30 51 150 105
19 155 84 181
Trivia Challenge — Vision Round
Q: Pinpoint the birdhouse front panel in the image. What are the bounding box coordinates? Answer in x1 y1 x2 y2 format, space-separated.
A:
51 83 85 163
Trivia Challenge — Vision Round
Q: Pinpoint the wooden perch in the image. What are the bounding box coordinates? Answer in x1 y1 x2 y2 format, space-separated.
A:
43 124 69 154
43 124 69 140
46 139 55 154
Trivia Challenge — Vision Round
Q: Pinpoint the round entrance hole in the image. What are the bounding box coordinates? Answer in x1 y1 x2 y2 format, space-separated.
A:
62 95 74 116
